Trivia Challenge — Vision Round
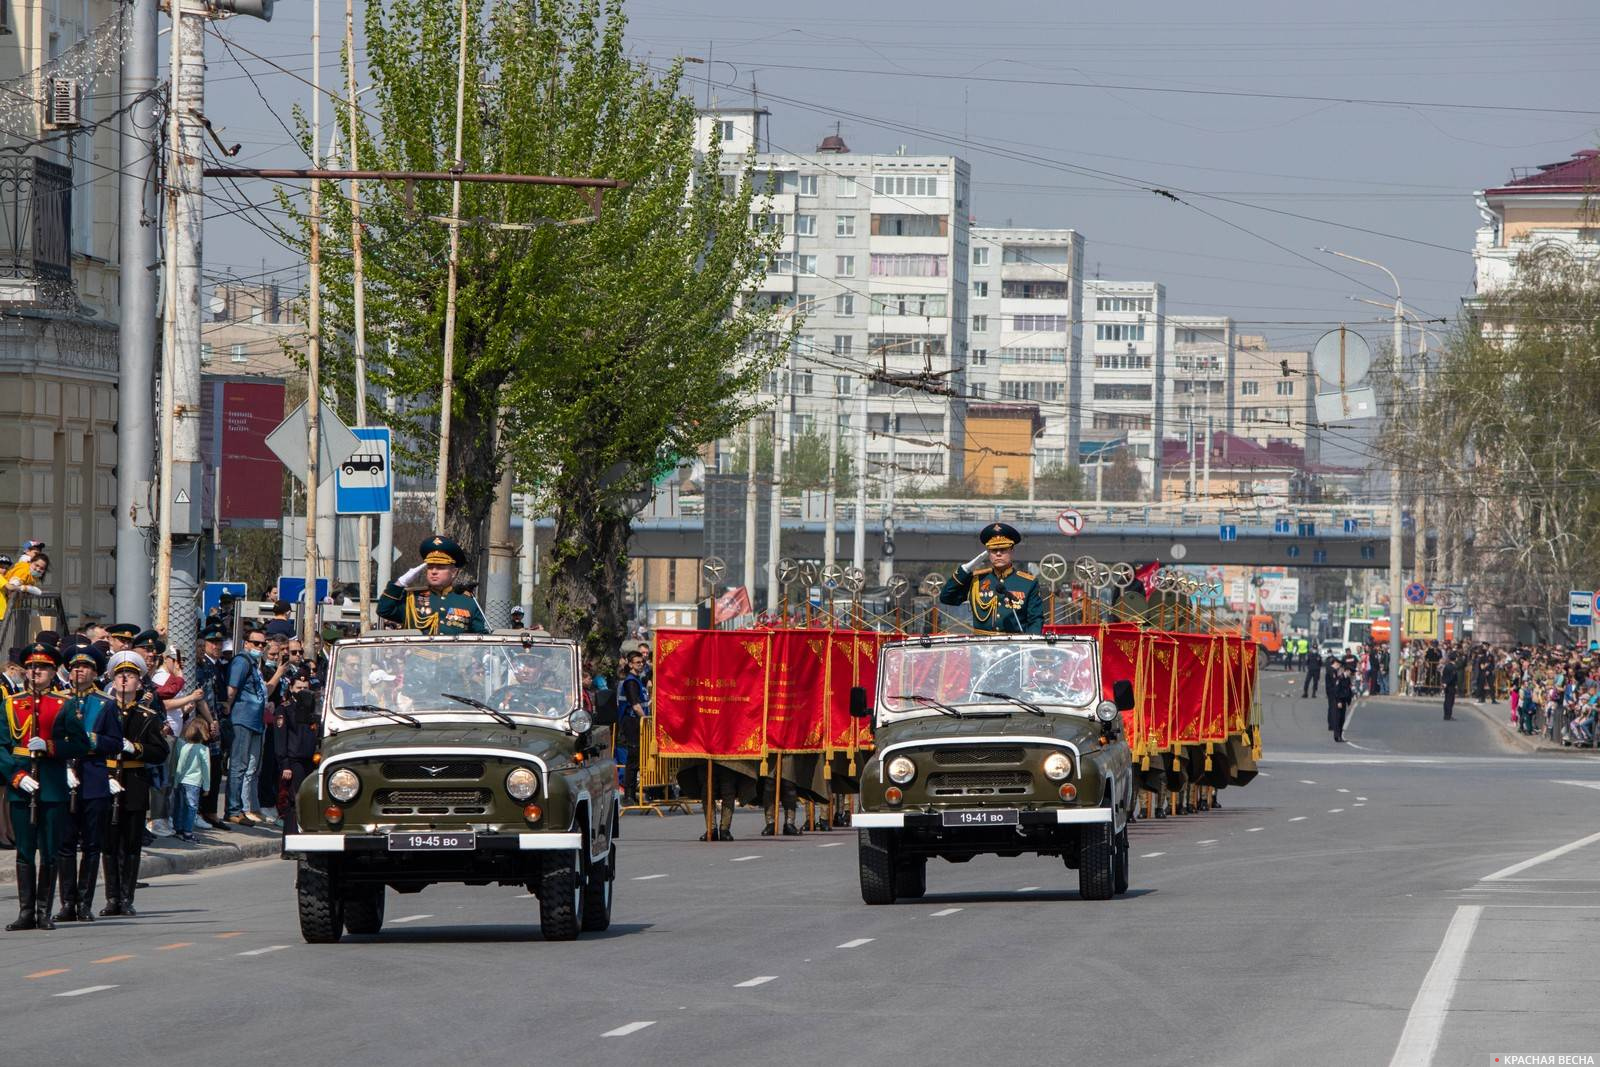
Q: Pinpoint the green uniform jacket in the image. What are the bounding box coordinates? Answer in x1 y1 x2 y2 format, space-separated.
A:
938 564 1045 634
375 583 489 635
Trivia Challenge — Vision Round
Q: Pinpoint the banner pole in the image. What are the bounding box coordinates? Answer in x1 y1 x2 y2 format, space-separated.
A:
704 759 714 843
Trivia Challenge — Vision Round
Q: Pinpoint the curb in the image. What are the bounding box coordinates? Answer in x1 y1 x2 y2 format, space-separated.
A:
0 830 281 885
1464 699 1590 755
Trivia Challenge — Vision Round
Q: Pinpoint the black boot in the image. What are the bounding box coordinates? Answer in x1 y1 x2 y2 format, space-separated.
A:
782 817 802 836
760 821 775 836
6 861 37 931
121 851 142 917
53 859 78 923
75 855 99 923
34 862 57 930
99 850 125 916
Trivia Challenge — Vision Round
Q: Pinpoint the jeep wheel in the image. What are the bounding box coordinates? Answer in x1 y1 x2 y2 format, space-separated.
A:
297 863 344 944
1113 827 1131 896
1079 821 1116 901
858 829 898 905
539 851 586 941
893 855 926 900
580 843 614 933
344 886 385 936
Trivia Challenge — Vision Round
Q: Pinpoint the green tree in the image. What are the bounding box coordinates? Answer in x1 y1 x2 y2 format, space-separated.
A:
729 425 854 494
1029 463 1087 499
297 0 784 667
1100 448 1144 501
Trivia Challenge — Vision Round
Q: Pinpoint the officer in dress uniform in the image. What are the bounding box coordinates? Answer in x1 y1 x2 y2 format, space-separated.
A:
2 642 90 931
53 646 123 922
376 536 489 635
100 652 169 917
105 623 140 654
938 522 1045 634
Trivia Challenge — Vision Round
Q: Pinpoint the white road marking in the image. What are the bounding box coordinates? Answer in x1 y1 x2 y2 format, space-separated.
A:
1246 827 1264 832
1197 839 1218 845
730 855 761 862
1346 741 1374 751
1017 886 1040 892
734 976 778 988
1552 779 1600 792
1386 905 1482 1067
1354 803 1366 807
602 1022 657 1038
389 914 431 925
236 945 289 957
930 908 963 917
55 985 117 998
1357 796 1369 801
816 842 845 848
1337 788 1350 793
1329 808 1344 813
1482 829 1600 882
632 874 668 881
1141 852 1165 858
1299 779 1317 785
1289 816 1308 822
837 938 875 949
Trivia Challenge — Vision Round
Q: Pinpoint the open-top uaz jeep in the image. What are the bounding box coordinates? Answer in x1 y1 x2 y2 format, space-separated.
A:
850 634 1136 903
283 632 619 942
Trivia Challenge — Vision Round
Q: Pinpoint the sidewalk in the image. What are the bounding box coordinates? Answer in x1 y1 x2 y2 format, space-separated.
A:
0 822 282 885
1464 697 1592 754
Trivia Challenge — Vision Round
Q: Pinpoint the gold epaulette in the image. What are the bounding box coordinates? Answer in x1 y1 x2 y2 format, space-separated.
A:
970 567 993 577
1014 571 1036 582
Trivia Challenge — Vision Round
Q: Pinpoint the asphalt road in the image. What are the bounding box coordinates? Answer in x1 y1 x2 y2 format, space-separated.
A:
9 672 1600 1067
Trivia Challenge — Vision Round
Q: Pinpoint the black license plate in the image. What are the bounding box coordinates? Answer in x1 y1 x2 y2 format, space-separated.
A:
386 831 476 851
940 809 1019 827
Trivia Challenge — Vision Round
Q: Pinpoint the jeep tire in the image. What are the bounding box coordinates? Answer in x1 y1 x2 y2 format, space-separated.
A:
344 886 385 936
858 828 898 905
539 851 586 941
1079 820 1116 901
580 842 614 933
297 863 344 944
893 855 927 900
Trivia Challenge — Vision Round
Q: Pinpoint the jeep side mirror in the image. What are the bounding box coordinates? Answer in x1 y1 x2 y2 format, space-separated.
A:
591 688 618 727
1113 679 1136 712
849 685 872 719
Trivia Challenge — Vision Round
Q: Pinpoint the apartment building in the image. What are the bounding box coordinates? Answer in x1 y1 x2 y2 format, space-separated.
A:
1472 148 1600 306
696 108 971 491
1233 334 1319 462
1165 314 1234 437
201 278 305 377
1082 280 1166 500
965 227 1085 474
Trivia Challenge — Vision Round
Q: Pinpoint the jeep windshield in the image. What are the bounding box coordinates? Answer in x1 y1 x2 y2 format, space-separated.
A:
878 638 1098 722
326 639 578 727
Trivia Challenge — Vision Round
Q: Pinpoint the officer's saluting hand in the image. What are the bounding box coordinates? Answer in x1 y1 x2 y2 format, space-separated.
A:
938 522 1044 634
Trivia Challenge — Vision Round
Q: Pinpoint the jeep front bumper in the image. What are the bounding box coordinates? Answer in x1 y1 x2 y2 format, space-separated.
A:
282 832 582 856
852 809 1111 829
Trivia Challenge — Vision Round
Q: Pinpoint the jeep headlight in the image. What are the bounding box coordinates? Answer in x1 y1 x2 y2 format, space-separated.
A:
567 707 593 734
1095 700 1119 724
887 756 916 784
327 768 361 803
505 766 538 801
1042 751 1073 781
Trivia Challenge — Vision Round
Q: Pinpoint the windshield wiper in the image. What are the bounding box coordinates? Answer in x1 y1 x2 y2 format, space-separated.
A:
440 692 517 728
974 690 1046 716
888 693 964 718
334 703 422 729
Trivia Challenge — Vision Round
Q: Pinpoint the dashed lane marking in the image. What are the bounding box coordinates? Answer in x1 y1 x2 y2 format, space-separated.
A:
1141 852 1165 858
632 874 668 881
236 945 289 957
930 908 962 916
1354 803 1365 807
389 914 432 925
730 855 761 862
1329 808 1345 813
602 1022 657 1038
1299 779 1317 785
1246 827 1264 832
817 842 845 848
1017 886 1040 892
55 986 116 998
734 976 778 988
1197 839 1218 845
92 955 133 964
837 938 875 949
156 943 191 951
26 969 69 980
214 932 244 939
1337 788 1350 793
1290 816 1308 822
1357 796 1368 801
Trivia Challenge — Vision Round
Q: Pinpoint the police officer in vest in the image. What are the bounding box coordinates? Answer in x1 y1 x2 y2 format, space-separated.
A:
54 645 123 922
376 536 489 634
938 522 1044 634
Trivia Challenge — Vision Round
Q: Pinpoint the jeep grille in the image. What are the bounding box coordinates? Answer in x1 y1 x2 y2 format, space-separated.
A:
931 746 1025 766
379 760 485 780
375 788 491 816
927 771 1032 797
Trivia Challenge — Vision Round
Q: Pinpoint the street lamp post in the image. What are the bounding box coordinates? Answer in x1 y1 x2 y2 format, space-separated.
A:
1322 248 1404 695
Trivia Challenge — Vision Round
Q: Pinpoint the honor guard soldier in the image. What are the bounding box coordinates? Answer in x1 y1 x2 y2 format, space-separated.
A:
938 522 1045 634
54 646 123 922
2 642 90 931
377 535 489 635
100 652 170 917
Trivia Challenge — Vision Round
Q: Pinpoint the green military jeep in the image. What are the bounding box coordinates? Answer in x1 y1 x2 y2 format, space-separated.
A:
851 635 1136 903
282 633 619 943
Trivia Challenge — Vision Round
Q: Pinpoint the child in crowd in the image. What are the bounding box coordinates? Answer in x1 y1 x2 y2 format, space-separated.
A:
172 719 212 842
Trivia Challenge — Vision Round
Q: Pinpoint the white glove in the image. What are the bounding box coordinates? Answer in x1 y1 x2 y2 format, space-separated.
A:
122 739 136 754
23 585 42 595
66 768 79 789
27 736 47 755
398 563 427 589
108 779 125 796
964 552 988 572
14 774 39 795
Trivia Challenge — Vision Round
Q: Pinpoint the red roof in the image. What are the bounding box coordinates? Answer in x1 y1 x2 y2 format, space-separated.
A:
1485 149 1600 196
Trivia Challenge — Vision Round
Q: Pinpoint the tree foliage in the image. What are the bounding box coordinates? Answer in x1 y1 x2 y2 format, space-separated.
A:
729 425 855 494
1100 448 1144 501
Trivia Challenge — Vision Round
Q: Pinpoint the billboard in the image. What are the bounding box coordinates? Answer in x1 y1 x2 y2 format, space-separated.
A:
210 378 287 524
1258 576 1300 613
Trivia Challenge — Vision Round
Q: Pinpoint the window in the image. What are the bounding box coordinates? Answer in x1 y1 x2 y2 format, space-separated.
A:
835 255 855 277
836 214 856 237
833 335 853 355
766 253 793 275
1001 281 1071 300
1012 314 1069 332
751 212 786 234
1241 380 1260 396
972 315 988 332
230 343 247 363
835 294 854 316
794 214 817 237
200 343 213 364
972 281 988 298
1094 296 1153 313
999 381 1065 402
799 371 814 396
870 214 947 237
1095 323 1146 342
1241 407 1260 423
872 174 940 197
797 295 821 316
1276 380 1295 396
799 174 818 196
1094 353 1150 370
1000 347 1066 365
972 246 990 266
870 253 947 277
797 255 818 276
836 374 852 394
869 334 946 358
970 382 986 399
1037 448 1064 468
249 305 264 325
718 120 734 141
1092 412 1151 430
970 349 988 366
835 175 857 198
1093 383 1152 401
902 453 945 474
870 293 947 317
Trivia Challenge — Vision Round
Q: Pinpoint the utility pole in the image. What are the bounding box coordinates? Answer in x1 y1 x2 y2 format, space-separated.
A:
743 422 759 599
377 364 396 591
880 413 896 586
520 492 536 620
767 349 794 614
304 0 324 661
345 0 372 631
853 381 867 574
116 0 158 624
1187 417 1197 501
1203 415 1213 501
435 0 471 530
824 392 839 571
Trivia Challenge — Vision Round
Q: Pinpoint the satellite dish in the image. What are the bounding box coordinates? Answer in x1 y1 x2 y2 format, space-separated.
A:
208 294 226 315
1312 326 1372 390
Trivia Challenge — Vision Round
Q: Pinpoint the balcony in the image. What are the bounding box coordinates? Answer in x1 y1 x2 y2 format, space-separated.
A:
0 156 76 310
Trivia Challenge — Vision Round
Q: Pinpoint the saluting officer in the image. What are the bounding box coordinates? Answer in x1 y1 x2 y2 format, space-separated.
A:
53 645 123 922
376 536 489 635
938 522 1044 634
100 652 169 918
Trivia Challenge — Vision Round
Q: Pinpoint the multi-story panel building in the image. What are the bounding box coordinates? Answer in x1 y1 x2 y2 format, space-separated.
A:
966 227 1084 475
1165 314 1234 438
696 108 970 493
1472 148 1600 306
1232 334 1318 462
200 278 305 377
1083 280 1166 500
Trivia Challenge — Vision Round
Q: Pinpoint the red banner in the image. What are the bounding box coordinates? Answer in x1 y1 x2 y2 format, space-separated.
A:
1170 633 1215 745
825 631 886 752
765 630 828 751
652 630 767 758
1145 634 1178 752
713 586 753 623
1239 642 1258 736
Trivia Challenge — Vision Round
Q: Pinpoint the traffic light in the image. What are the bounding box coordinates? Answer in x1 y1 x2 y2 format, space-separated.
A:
210 0 273 20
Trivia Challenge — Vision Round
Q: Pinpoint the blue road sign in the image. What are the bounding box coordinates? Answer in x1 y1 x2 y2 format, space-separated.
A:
1313 549 1328 564
334 426 392 515
202 582 247 620
1286 545 1301 559
1219 524 1238 542
276 577 330 605
1360 544 1376 560
1404 581 1428 605
1568 591 1593 628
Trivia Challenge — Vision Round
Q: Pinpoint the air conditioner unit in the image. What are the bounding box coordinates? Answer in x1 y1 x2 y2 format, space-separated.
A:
45 77 81 128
